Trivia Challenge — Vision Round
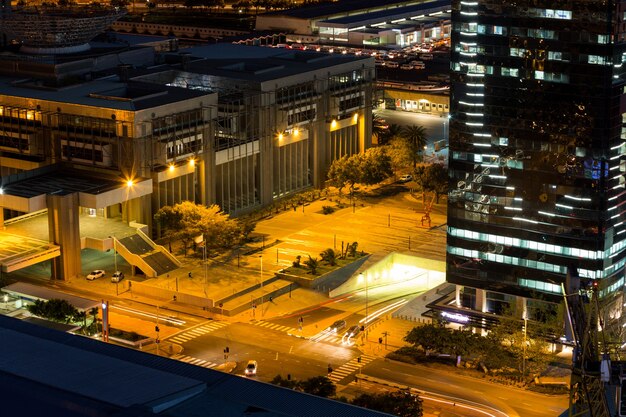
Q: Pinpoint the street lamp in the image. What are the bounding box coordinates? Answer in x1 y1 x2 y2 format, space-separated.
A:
522 314 528 379
361 272 368 341
260 255 264 317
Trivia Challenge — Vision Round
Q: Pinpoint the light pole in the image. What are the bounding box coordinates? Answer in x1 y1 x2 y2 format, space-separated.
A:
361 272 368 341
260 255 264 317
522 315 528 379
113 236 118 272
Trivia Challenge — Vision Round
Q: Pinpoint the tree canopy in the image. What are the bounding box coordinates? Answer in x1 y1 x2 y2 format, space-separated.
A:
27 299 81 324
154 201 244 253
352 390 423 417
327 148 393 192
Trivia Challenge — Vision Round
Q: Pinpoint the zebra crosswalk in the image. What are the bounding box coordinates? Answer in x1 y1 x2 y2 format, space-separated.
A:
167 321 229 344
171 354 218 369
251 320 299 334
309 331 342 345
328 354 377 383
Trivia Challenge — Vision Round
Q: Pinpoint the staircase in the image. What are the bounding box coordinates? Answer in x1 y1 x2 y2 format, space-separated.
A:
115 230 181 277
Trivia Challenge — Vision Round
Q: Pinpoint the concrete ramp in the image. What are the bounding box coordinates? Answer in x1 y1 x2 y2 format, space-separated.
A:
329 252 446 298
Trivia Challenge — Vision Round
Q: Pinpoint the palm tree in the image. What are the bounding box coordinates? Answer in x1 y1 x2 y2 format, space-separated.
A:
304 255 319 275
320 248 337 266
401 124 428 168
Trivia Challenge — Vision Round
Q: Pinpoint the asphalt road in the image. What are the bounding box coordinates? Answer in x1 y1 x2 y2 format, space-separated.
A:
363 360 568 417
180 322 360 382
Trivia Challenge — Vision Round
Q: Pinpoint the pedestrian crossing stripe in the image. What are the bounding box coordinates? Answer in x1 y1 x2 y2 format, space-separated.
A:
166 321 229 343
254 321 297 333
172 354 217 369
328 355 377 382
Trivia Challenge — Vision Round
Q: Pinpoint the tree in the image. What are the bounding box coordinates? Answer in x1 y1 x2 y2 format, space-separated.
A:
27 299 80 324
327 154 360 193
327 148 393 193
372 113 389 145
400 124 428 168
304 255 319 275
320 248 337 266
426 163 448 203
352 390 423 417
154 201 243 255
359 147 393 186
299 376 336 398
446 329 481 366
404 323 450 355
271 374 298 389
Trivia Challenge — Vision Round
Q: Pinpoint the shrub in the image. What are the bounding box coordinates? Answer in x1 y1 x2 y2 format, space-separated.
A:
322 205 335 215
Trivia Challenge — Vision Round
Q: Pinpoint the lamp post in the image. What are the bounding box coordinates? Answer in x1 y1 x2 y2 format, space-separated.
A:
112 235 118 273
361 272 368 341
260 255 264 317
522 315 528 379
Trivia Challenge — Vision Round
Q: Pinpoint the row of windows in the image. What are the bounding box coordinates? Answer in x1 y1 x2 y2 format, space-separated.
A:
449 226 603 259
457 24 609 44
525 8 572 20
448 245 567 273
518 278 561 294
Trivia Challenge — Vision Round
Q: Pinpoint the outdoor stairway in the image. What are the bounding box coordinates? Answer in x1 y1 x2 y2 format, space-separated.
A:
116 233 181 277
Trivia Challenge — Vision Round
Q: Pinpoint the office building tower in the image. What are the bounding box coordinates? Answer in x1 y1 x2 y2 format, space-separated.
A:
446 1 626 323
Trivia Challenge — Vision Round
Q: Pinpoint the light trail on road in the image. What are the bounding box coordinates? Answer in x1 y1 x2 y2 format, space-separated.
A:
359 299 408 324
110 304 186 326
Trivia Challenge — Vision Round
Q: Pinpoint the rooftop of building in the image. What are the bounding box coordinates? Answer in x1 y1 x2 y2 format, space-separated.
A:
318 0 449 26
0 77 211 111
166 43 373 84
261 0 426 19
0 315 393 417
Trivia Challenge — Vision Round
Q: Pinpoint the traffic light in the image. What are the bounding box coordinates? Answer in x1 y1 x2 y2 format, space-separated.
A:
173 295 177 301
155 325 160 333
360 325 365 332
357 356 361 363
225 346 230 353
378 337 383 344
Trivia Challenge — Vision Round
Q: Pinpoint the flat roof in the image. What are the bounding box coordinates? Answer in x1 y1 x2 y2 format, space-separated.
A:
0 315 394 416
0 79 210 111
320 0 449 26
2 168 138 199
175 44 373 83
2 282 100 311
263 0 422 19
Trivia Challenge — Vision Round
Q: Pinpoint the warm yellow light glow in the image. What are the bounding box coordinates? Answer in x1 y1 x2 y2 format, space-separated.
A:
278 133 284 140
169 164 175 172
126 179 134 187
353 113 358 123
331 120 338 129
26 111 34 120
189 159 195 167
293 128 299 136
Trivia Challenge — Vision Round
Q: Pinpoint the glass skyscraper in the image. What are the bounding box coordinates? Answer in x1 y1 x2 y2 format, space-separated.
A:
447 0 626 321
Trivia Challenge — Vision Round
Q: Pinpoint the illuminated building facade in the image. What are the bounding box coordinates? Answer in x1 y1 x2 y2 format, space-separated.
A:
0 41 374 279
446 0 626 322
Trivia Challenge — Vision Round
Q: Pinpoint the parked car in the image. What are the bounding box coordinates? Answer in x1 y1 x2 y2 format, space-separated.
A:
385 61 399 69
419 53 434 60
399 174 413 183
329 319 347 333
86 270 105 281
400 64 413 70
245 360 258 376
111 271 124 283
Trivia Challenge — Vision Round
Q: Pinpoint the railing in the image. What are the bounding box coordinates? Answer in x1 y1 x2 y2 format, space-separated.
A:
136 228 182 267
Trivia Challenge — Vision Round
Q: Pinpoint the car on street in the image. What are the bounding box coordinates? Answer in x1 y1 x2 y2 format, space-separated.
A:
342 325 361 345
399 174 413 183
245 360 258 376
111 271 124 283
385 61 399 69
400 64 413 70
329 319 347 333
86 270 105 281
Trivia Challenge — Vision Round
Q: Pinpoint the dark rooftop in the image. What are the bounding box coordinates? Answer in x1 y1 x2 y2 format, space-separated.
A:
262 0 435 19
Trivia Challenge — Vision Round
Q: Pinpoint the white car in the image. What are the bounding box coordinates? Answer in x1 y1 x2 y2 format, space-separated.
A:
399 174 413 183
111 271 124 283
385 62 400 69
245 360 258 376
86 270 105 281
